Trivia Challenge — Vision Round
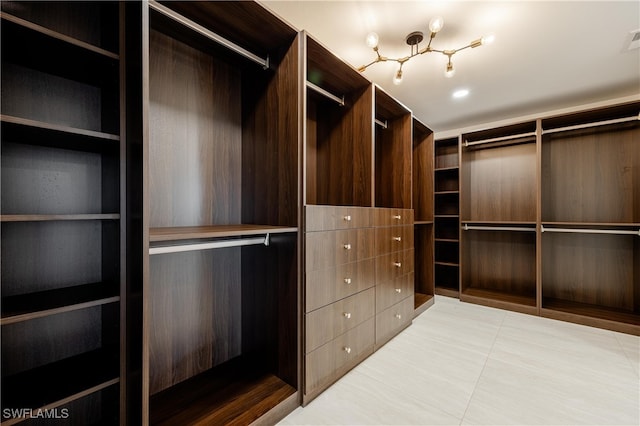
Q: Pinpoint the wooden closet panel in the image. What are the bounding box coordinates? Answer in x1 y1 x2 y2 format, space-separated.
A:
413 128 434 222
1 221 103 296
462 230 536 296
375 114 412 209
149 250 241 395
313 86 373 207
306 100 319 205
242 36 300 227
149 29 241 227
462 143 536 222
542 126 639 223
542 233 635 310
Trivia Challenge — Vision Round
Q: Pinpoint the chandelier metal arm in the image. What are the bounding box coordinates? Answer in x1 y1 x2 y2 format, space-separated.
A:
357 19 492 83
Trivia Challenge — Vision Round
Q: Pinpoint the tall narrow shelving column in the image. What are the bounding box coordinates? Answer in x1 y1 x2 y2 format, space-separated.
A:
139 2 301 423
460 122 538 315
303 32 375 404
413 118 435 315
433 137 460 297
1 2 122 423
540 101 640 334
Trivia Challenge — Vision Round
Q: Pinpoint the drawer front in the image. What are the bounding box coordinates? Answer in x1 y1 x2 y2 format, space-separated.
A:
305 287 375 353
305 205 372 231
376 271 414 313
375 297 413 348
305 318 375 395
306 258 376 312
374 208 414 227
375 225 414 255
376 249 415 285
305 228 375 272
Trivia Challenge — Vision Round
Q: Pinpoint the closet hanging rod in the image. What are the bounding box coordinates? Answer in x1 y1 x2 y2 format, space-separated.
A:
375 119 388 129
148 0 269 69
541 225 639 236
464 131 537 147
149 234 270 255
542 114 639 135
463 224 535 232
306 81 345 106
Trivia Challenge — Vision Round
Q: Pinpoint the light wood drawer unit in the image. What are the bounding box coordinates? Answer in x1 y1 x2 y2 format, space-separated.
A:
376 249 415 287
305 205 372 231
305 317 375 396
305 228 375 272
375 296 413 348
374 208 414 227
306 258 376 312
375 225 414 255
305 287 375 353
377 271 414 313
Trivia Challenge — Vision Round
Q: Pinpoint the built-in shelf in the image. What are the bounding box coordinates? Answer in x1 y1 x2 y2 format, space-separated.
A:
414 220 434 225
149 356 296 425
542 298 640 329
1 214 120 222
461 287 537 314
434 166 459 172
434 191 459 195
435 261 459 267
434 238 459 243
1 283 119 325
434 215 459 218
1 348 119 412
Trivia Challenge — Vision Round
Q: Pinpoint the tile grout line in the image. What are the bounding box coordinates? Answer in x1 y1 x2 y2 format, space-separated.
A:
458 311 507 426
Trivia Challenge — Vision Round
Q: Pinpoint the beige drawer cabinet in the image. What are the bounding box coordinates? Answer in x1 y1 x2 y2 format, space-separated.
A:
374 208 414 348
304 206 376 402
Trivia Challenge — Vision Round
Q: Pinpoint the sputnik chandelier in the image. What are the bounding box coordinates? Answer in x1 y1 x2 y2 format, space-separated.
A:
358 16 494 84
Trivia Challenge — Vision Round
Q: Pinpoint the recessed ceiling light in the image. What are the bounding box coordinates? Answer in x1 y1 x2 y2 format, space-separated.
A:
453 89 470 98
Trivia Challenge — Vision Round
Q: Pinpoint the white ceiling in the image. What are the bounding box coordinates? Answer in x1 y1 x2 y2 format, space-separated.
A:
261 0 640 132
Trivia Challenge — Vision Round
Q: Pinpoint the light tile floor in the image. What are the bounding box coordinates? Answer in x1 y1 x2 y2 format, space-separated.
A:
279 296 640 425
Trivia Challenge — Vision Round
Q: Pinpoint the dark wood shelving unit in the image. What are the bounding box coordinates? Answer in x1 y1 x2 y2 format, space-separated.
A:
433 137 460 298
1 1 123 423
140 2 301 423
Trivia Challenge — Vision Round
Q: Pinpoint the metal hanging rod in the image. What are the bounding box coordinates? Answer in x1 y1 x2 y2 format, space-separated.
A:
464 131 537 147
463 224 535 232
541 225 639 236
148 0 269 69
306 81 345 106
375 119 388 129
149 234 270 255
542 114 639 135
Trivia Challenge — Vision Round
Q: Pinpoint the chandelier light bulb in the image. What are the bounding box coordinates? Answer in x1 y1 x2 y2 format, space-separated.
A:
445 62 455 78
428 16 444 33
366 32 379 48
393 69 403 85
481 34 495 45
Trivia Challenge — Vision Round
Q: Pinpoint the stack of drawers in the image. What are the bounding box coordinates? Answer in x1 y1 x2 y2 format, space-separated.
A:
304 206 376 401
374 208 414 347
303 206 416 403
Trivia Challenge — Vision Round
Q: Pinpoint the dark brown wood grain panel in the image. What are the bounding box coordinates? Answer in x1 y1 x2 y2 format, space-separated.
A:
374 208 414 226
435 168 460 192
376 249 415 291
305 258 376 312
462 142 536 222
375 225 414 255
305 228 375 271
413 121 434 221
414 224 434 306
305 287 375 353
542 125 639 223
377 272 414 313
241 34 300 227
461 230 536 299
309 84 373 207
149 250 241 395
375 297 413 348
305 205 372 231
375 88 412 209
304 318 374 395
434 138 459 169
542 232 636 311
149 29 241 228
